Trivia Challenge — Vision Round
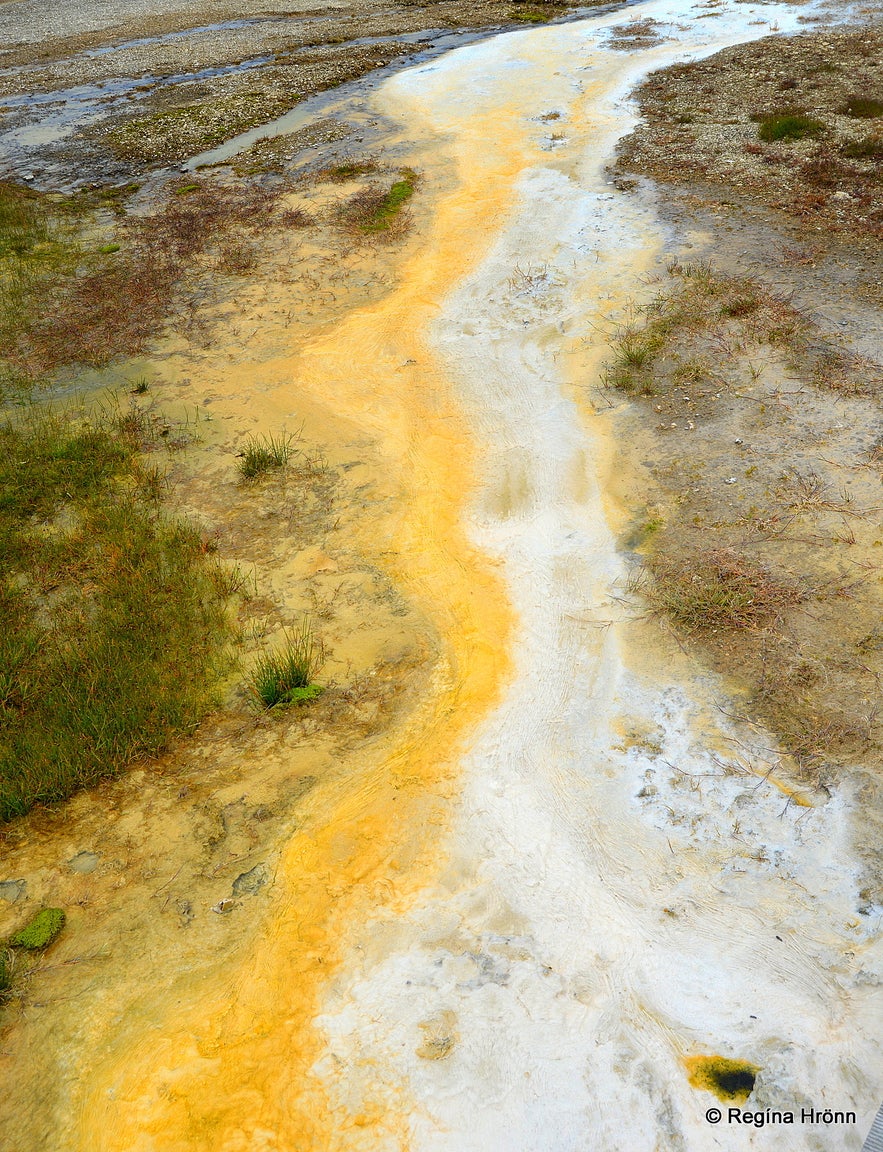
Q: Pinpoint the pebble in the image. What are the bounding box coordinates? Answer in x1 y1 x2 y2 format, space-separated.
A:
68 851 100 873
231 863 269 897
0 879 26 903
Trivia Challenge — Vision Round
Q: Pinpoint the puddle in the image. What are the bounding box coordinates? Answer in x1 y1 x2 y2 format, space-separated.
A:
0 55 274 180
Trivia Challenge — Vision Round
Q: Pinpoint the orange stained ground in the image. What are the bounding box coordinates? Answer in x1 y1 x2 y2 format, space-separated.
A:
77 102 538 1152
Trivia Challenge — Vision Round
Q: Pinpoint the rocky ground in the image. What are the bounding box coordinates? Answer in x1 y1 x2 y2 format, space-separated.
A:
0 0 617 187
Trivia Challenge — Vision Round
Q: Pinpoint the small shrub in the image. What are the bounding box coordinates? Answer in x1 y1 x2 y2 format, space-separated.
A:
844 96 883 119
9 908 65 950
248 621 324 709
280 208 314 228
721 295 760 317
756 113 824 142
237 432 295 480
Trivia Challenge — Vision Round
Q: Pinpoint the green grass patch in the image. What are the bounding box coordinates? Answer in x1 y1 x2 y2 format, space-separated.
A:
509 6 560 22
327 161 378 182
756 113 824 142
344 169 418 235
8 907 65 950
248 620 324 709
237 431 296 480
844 95 883 119
0 409 236 821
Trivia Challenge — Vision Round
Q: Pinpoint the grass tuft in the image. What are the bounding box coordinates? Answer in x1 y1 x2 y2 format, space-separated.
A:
649 550 805 633
756 113 824 142
844 95 883 119
841 136 883 160
248 621 324 709
237 432 296 480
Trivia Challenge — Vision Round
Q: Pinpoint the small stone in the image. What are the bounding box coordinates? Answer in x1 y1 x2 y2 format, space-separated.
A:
232 864 269 897
0 880 26 904
68 851 99 874
211 898 238 915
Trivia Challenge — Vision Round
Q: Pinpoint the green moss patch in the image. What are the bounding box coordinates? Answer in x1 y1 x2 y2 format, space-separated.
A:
9 908 65 951
509 6 564 23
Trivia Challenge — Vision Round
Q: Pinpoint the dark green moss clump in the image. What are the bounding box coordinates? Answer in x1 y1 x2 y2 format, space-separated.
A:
686 1055 759 1103
9 907 65 951
844 95 883 119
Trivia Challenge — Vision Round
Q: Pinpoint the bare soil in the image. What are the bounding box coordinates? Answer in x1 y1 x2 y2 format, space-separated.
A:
604 20 883 906
613 22 883 269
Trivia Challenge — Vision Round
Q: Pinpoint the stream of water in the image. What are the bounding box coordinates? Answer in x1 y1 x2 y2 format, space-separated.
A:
301 5 882 1148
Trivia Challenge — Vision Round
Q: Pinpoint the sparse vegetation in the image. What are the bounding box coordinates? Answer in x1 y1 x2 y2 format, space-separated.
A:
602 260 882 789
342 168 418 235
237 431 296 479
613 28 883 241
248 620 325 709
1 178 278 386
648 550 805 633
0 409 237 821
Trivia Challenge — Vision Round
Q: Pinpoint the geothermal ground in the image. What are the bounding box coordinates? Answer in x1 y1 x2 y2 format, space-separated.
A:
0 0 881 1149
